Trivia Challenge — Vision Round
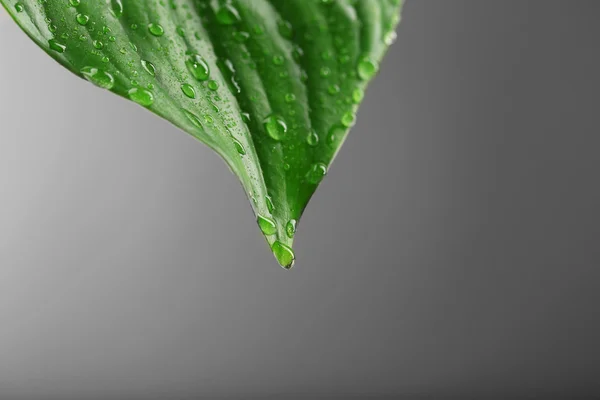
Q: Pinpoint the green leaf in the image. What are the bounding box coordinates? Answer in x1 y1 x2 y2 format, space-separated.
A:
1 0 403 269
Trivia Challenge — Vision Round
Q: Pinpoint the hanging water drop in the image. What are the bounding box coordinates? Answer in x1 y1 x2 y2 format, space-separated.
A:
272 241 295 269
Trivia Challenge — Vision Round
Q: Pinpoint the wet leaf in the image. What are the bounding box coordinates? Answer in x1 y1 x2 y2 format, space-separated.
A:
0 0 404 269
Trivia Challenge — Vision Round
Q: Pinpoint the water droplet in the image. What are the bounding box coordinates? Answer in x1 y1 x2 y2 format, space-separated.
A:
257 215 277 235
277 20 293 39
216 4 241 25
101 56 110 63
272 55 284 65
327 125 345 146
48 24 57 33
307 130 319 147
93 40 104 49
328 84 340 95
306 162 327 184
341 111 356 127
266 196 275 213
284 93 296 103
233 139 246 155
352 88 364 104
130 23 138 30
69 0 80 6
181 83 196 99
286 219 297 238
339 54 350 64
15 2 24 12
207 80 219 91
48 39 66 53
272 241 295 269
384 31 397 45
241 112 251 123
76 13 89 26
232 31 249 43
357 57 378 80
263 115 287 141
80 67 115 90
183 109 203 129
128 88 154 107
108 36 116 42
110 0 124 18
148 23 164 37
186 54 210 81
141 60 156 76
320 66 331 77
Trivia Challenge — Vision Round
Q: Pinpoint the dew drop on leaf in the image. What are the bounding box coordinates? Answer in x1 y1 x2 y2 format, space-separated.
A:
306 162 327 184
352 88 364 104
263 115 287 141
233 138 246 155
148 23 164 37
14 2 24 12
216 4 241 25
257 215 277 235
48 39 66 53
69 0 80 6
207 79 219 91
307 130 319 147
93 40 104 49
232 31 249 43
110 0 124 18
181 83 196 98
272 241 295 269
266 196 275 213
357 57 378 80
80 66 115 89
76 13 89 26
327 125 345 146
186 54 210 81
128 87 154 107
341 111 356 127
183 109 203 129
141 60 156 76
286 219 297 238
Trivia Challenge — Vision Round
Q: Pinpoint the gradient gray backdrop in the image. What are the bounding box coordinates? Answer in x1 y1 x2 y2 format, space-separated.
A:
1 1 600 399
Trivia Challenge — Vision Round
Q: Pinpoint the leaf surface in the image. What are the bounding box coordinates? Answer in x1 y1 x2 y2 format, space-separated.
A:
1 0 403 268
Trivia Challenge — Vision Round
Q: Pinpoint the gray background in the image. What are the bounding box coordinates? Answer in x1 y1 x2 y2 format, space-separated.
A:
1 1 600 399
